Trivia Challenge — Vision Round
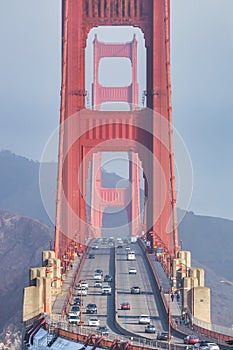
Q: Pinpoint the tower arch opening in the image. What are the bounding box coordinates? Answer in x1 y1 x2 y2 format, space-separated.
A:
85 26 147 110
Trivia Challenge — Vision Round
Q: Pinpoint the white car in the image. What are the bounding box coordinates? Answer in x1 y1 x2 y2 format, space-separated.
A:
129 267 137 274
68 313 80 324
138 314 151 324
88 317 100 327
76 287 87 296
101 284 112 295
75 281 88 289
94 273 102 280
80 281 88 289
195 342 220 350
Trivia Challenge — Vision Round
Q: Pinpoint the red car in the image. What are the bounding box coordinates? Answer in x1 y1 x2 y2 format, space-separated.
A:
184 335 199 344
121 302 130 310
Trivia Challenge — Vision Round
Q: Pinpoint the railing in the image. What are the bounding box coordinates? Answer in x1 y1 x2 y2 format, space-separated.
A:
43 317 193 350
138 239 233 344
62 244 91 318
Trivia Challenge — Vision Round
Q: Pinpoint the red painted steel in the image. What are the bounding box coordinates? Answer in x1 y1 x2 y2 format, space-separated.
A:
90 152 141 238
55 0 179 264
92 34 138 108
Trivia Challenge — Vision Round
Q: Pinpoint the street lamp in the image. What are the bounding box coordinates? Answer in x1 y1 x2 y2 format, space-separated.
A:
78 279 85 326
168 290 171 350
176 262 189 278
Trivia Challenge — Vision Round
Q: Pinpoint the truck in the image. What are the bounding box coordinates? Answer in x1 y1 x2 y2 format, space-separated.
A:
131 236 138 243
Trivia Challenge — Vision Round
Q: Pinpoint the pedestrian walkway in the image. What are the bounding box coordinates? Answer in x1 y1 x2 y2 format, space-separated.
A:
151 255 182 319
52 254 81 316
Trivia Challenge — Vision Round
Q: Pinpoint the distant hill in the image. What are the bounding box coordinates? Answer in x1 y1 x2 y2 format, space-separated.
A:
0 150 52 226
0 210 53 349
0 150 233 328
178 209 233 281
177 209 233 326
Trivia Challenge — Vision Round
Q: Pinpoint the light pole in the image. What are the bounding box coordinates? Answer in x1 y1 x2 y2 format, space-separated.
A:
78 279 85 326
168 289 171 350
176 262 188 278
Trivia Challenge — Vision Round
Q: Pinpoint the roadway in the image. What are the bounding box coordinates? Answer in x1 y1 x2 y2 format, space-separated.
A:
66 239 182 344
115 242 167 338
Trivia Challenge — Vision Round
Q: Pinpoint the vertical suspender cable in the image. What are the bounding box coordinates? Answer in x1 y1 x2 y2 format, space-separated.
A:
164 0 179 257
55 0 69 259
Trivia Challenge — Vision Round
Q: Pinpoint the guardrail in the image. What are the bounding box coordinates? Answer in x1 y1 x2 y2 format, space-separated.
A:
61 244 91 318
45 316 195 350
138 239 233 344
37 240 233 349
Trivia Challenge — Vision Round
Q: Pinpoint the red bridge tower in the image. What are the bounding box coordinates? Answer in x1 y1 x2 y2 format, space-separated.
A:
55 0 179 268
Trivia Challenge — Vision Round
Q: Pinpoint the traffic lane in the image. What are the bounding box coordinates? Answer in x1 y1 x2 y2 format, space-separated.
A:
133 243 185 344
116 245 164 339
70 247 112 328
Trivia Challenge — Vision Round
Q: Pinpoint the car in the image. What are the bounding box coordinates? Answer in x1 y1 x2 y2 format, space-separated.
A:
94 273 102 280
96 326 109 336
145 324 156 333
138 314 150 324
104 274 113 282
88 254 95 259
127 251 136 261
76 280 88 289
157 331 169 341
88 317 100 327
117 244 123 248
71 305 80 315
71 297 81 306
131 286 140 294
195 342 220 350
92 244 99 249
95 269 103 276
120 302 130 310
81 280 88 288
129 267 137 274
76 287 87 296
101 284 111 295
94 280 102 288
68 313 80 325
86 303 97 314
184 335 200 345
125 246 131 251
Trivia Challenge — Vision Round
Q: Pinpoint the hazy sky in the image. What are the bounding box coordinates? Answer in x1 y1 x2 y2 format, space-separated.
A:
0 1 233 221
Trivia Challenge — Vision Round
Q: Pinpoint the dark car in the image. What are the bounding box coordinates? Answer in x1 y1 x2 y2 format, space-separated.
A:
95 269 103 276
88 254 95 259
71 297 81 306
97 326 109 336
71 305 80 314
86 303 97 314
157 331 169 341
131 286 140 294
104 274 113 282
145 324 156 333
